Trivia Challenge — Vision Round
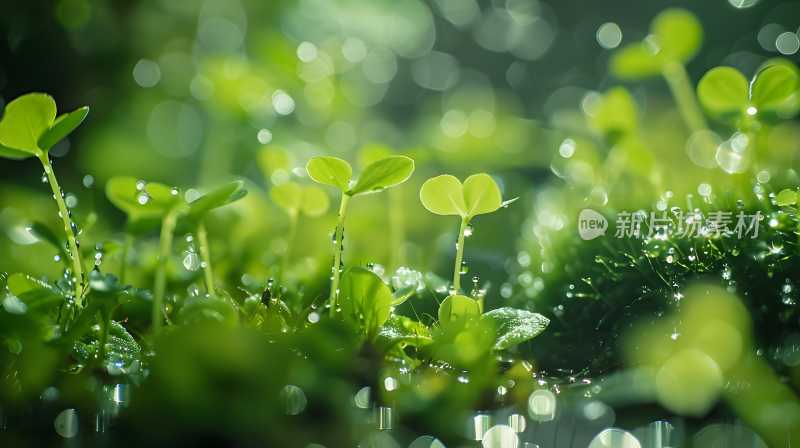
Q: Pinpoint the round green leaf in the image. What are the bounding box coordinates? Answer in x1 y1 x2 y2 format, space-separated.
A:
300 185 330 217
775 189 797 206
419 175 466 217
697 67 749 114
463 174 502 218
438 294 480 332
338 266 392 335
0 93 57 155
590 87 639 138
651 8 702 64
187 181 245 222
751 65 799 110
106 176 182 234
270 182 302 216
307 157 352 192
347 155 415 195
38 106 89 151
609 45 663 81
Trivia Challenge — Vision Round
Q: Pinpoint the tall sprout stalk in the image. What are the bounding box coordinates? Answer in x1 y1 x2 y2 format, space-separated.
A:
39 154 86 302
120 233 133 284
452 217 469 295
664 62 708 134
152 208 180 332
197 220 216 299
329 194 351 316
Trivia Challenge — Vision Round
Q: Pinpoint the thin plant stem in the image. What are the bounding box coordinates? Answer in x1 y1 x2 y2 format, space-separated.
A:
453 217 469 295
389 187 405 271
329 194 351 316
39 154 86 303
275 213 298 300
663 62 708 135
120 233 133 284
152 208 179 333
197 220 216 299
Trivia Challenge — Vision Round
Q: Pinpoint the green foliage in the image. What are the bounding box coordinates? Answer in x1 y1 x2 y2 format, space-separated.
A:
609 8 702 80
187 181 247 222
775 189 796 206
338 266 392 336
306 157 352 192
0 93 88 158
697 67 749 115
182 296 239 328
270 182 330 218
307 155 415 196
482 307 550 350
376 314 432 349
73 321 140 365
698 65 799 120
589 87 639 139
437 294 480 332
106 176 184 234
420 174 503 219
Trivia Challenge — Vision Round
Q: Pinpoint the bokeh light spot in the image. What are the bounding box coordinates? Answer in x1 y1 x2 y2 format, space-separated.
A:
133 60 161 88
257 129 273 144
596 23 622 49
297 42 318 62
776 32 800 55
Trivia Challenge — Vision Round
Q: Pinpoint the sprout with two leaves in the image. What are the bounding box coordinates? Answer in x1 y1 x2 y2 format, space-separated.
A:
107 177 246 331
419 173 517 297
269 181 329 299
306 156 414 315
0 93 90 301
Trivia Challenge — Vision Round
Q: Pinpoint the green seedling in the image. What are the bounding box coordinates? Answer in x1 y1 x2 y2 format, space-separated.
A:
697 65 798 173
185 181 248 299
269 181 329 299
106 176 187 332
609 8 707 134
306 155 414 315
419 173 516 295
0 93 90 301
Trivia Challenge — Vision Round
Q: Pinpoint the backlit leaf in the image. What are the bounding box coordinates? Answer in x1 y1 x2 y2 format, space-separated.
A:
347 155 414 195
339 266 392 336
462 174 502 218
307 157 352 192
482 307 550 350
751 65 799 110
419 175 466 217
775 189 797 206
0 93 57 156
438 294 480 332
38 106 89 151
697 67 749 114
188 181 245 222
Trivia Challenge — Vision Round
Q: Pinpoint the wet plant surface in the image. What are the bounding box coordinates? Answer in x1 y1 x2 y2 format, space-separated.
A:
2 1 800 448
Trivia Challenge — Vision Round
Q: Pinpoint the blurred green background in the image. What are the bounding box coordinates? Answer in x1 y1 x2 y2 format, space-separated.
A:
3 0 800 446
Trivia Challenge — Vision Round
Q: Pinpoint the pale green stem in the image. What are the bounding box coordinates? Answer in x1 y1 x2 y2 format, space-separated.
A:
453 217 469 295
275 213 298 300
389 187 405 271
663 62 708 135
329 194 351 316
197 220 216 299
152 208 179 333
39 154 86 303
120 233 133 284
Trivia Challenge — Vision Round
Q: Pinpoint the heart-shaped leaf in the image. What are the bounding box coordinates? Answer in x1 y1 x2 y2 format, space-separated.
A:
482 307 550 350
0 93 57 156
697 67 749 114
609 9 702 81
300 185 330 217
775 189 797 206
307 157 352 192
438 294 480 332
419 175 467 216
338 266 392 336
270 182 302 216
751 65 799 110
462 174 502 218
347 155 415 195
589 87 639 139
270 182 330 218
38 106 89 151
187 181 245 222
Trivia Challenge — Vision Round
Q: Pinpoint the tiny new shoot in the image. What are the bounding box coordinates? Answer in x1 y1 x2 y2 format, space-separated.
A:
419 174 517 296
0 93 90 302
306 156 414 316
269 181 329 299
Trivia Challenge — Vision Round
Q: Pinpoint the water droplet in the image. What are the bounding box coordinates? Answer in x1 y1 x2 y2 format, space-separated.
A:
54 409 79 438
136 180 147 191
69 222 78 237
623 306 631 316
171 187 179 195
460 261 469 274
138 192 149 205
464 223 475 237
279 385 307 415
666 190 673 198
183 253 200 271
384 377 399 391
54 255 61 262
42 173 49 183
